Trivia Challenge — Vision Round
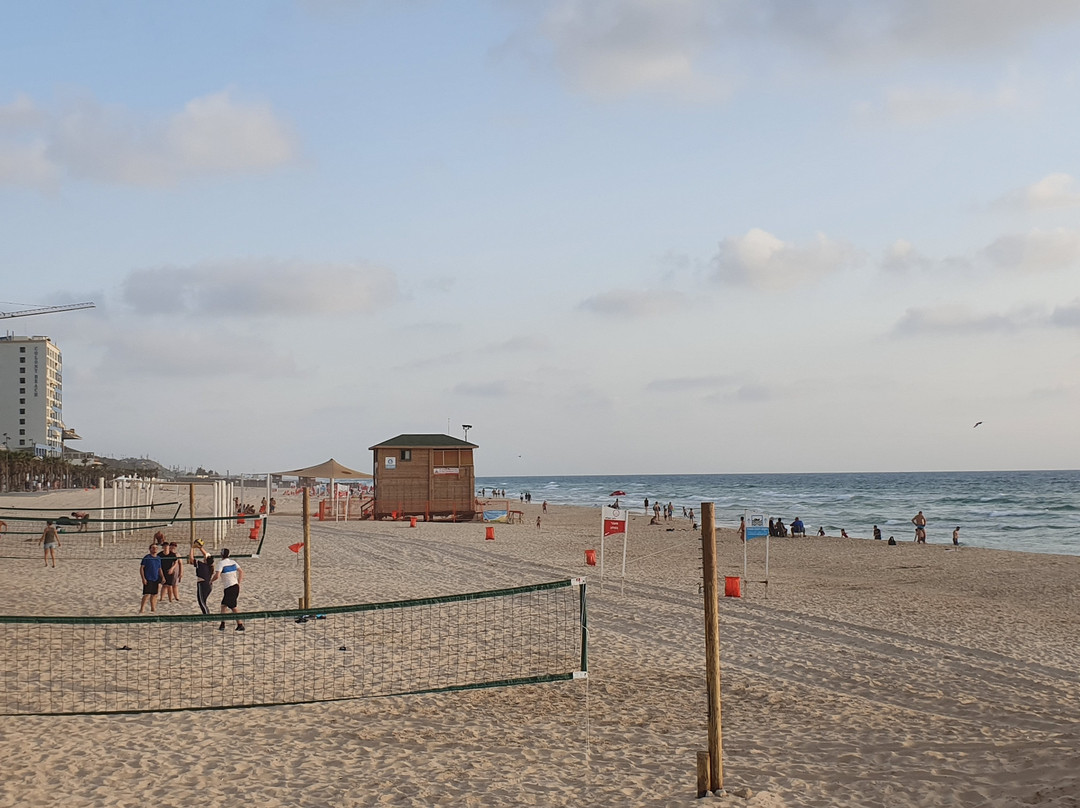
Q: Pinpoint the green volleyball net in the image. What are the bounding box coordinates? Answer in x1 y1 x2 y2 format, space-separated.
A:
0 578 588 716
0 503 266 559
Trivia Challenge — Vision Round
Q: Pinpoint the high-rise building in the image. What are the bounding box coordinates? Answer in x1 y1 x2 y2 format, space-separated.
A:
0 335 65 456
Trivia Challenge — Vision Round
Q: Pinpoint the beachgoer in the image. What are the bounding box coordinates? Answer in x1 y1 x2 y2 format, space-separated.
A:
841 528 849 538
542 501 547 513
269 497 276 514
817 526 825 537
791 517 806 537
167 542 183 602
0 519 6 535
887 536 897 545
260 497 267 514
212 549 245 631
40 521 60 567
70 512 90 532
769 518 776 537
952 526 960 546
873 525 882 541
139 544 162 613
536 515 541 530
738 516 746 543
644 498 649 511
189 542 213 615
912 510 927 543
159 542 180 603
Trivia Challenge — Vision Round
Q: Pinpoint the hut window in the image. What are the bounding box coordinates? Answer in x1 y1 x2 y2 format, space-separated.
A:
400 450 412 461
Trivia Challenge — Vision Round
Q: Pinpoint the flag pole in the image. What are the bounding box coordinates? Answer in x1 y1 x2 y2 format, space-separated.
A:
700 502 724 794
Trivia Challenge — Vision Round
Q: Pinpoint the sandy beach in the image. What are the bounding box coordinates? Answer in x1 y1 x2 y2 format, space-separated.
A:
1 488 1078 807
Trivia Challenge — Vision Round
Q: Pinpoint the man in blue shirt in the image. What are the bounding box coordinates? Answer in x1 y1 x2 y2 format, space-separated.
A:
139 544 163 613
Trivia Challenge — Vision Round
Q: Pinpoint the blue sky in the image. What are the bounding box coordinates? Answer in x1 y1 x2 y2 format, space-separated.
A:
2 0 1079 475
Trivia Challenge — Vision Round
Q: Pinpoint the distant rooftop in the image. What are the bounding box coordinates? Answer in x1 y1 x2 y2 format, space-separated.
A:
369 434 478 450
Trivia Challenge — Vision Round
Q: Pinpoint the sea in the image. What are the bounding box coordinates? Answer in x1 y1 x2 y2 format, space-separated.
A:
476 470 1080 557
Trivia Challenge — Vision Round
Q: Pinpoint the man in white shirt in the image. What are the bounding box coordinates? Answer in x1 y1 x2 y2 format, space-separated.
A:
211 548 245 631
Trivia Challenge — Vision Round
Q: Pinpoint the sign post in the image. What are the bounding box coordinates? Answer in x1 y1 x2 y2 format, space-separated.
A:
600 505 628 592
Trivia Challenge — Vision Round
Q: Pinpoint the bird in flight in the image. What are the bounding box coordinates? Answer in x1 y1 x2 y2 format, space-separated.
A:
973 421 983 428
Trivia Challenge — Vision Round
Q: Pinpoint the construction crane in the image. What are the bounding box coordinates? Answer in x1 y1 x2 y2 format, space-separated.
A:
0 302 95 319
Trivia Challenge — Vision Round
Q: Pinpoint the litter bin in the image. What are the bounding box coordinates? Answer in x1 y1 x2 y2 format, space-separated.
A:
585 549 597 566
724 576 741 598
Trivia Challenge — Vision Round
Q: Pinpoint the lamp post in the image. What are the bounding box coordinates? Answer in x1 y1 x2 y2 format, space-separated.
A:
462 424 472 442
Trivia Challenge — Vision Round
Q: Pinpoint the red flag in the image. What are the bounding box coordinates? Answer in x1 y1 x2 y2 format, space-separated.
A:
288 542 305 553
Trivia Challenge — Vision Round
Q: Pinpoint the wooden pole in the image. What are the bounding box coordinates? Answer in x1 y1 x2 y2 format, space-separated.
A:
302 487 312 609
189 483 196 547
696 750 711 799
701 502 723 793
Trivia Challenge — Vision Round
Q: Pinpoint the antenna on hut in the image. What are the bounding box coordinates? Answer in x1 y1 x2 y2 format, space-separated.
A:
462 424 472 441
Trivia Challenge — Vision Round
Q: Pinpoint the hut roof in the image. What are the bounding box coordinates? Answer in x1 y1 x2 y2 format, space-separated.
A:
368 434 478 450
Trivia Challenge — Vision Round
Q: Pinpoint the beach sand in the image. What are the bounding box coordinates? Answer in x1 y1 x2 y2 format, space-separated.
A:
1 488 1078 807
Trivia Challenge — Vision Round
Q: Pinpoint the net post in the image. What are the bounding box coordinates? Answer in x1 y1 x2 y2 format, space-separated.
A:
574 577 589 674
700 502 723 793
302 487 312 609
188 484 196 547
98 477 105 549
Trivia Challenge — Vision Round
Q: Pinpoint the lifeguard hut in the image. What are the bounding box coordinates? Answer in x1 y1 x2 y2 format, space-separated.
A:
369 434 478 521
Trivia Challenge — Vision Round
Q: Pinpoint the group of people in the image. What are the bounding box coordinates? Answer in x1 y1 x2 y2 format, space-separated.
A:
767 517 808 537
139 534 246 630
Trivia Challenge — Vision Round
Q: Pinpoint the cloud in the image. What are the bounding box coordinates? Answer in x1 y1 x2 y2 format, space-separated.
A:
0 93 47 132
1050 300 1080 328
489 335 549 352
881 239 933 273
892 304 1044 336
121 259 398 318
453 380 524 398
98 328 301 380
998 173 1080 210
981 228 1080 273
711 228 860 290
645 374 734 392
762 0 1080 62
517 1 1080 101
531 0 729 100
855 79 1017 125
0 90 296 188
578 288 685 317
0 141 61 189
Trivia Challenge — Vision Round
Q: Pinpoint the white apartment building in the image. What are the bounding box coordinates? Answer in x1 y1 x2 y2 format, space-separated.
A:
0 335 64 456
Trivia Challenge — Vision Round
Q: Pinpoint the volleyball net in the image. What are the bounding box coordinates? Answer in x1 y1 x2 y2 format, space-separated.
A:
0 503 266 559
0 578 588 716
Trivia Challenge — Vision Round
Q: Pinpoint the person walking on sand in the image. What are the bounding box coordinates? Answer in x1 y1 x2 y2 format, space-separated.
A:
536 515 541 530
189 542 214 615
912 510 927 543
139 544 163 613
738 516 746 543
40 520 60 567
211 549 245 631
952 526 960 547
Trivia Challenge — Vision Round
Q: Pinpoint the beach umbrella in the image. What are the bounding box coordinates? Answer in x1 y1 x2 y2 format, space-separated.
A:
275 458 373 521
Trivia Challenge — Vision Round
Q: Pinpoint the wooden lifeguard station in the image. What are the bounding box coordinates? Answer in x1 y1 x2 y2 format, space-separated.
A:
369 434 478 521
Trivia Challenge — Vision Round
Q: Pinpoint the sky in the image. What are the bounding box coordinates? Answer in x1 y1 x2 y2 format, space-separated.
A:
2 0 1079 476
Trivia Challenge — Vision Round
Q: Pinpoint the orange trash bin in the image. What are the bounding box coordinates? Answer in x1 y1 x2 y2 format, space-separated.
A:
409 517 417 528
724 576 741 598
585 549 597 566
485 526 495 540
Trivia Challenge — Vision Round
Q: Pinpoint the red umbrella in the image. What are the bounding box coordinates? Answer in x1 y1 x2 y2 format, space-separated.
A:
609 490 626 496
